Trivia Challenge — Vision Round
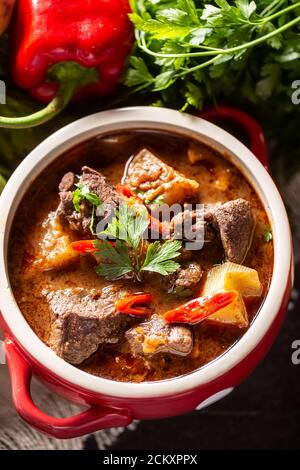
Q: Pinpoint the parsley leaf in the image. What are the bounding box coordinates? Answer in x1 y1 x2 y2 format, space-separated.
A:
72 183 101 212
101 203 149 251
141 240 182 275
72 183 102 235
236 0 257 20
95 240 132 280
124 56 154 88
264 229 273 242
182 81 204 110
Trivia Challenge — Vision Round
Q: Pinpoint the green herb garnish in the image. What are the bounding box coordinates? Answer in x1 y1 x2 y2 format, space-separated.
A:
95 239 133 280
72 183 101 212
141 240 181 275
72 183 102 234
96 203 181 280
264 229 273 242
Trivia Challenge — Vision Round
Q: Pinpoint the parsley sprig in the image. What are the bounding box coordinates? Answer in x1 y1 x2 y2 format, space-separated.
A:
72 183 102 234
73 183 101 211
95 203 181 281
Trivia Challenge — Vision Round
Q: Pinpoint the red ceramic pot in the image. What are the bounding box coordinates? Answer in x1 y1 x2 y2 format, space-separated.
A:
0 106 293 439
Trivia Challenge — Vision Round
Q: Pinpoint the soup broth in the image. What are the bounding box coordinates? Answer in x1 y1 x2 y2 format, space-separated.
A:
8 130 273 382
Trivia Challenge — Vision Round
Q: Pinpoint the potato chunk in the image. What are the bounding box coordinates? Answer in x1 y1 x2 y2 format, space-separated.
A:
33 212 79 271
205 292 248 328
123 148 199 205
201 262 262 328
203 262 263 297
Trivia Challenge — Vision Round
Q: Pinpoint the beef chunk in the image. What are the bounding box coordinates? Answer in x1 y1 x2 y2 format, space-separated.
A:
57 166 120 236
212 199 254 264
58 171 75 192
170 199 254 264
46 286 134 364
170 205 220 250
125 314 193 357
166 262 202 297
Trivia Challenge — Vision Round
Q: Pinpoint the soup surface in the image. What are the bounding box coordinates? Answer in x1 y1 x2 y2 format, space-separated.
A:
9 130 273 382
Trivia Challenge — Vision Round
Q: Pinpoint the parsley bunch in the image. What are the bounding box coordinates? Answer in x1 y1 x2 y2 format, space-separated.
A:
125 0 300 111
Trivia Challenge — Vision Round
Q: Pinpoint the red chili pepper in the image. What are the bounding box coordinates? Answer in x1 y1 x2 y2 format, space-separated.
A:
70 240 98 254
164 291 238 325
0 0 133 129
116 184 166 235
115 293 154 316
116 184 139 201
71 239 115 253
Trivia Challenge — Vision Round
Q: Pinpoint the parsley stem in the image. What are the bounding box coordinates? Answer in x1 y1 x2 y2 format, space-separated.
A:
137 15 300 59
175 54 223 79
260 0 285 17
181 43 224 51
261 1 300 22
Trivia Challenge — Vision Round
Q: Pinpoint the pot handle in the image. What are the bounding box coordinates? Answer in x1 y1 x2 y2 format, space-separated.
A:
199 105 269 170
4 338 133 439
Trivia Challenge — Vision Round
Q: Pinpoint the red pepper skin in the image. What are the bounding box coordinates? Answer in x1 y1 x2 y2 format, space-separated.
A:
71 239 115 253
11 0 134 102
70 240 98 254
164 291 238 325
116 184 139 200
115 293 154 316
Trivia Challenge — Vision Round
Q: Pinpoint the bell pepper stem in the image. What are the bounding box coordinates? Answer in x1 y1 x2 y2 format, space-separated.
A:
0 80 76 129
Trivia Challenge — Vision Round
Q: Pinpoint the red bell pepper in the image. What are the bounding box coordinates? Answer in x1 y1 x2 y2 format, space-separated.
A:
0 0 133 129
115 293 154 316
164 291 238 325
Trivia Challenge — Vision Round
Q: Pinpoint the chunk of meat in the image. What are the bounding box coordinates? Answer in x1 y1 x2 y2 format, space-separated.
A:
57 166 120 236
32 212 78 271
122 148 199 205
170 205 218 247
58 171 75 192
46 286 135 364
166 262 202 297
170 199 254 263
212 199 255 264
125 314 193 357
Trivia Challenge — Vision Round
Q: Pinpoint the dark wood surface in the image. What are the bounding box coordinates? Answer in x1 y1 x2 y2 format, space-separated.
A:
108 268 300 449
